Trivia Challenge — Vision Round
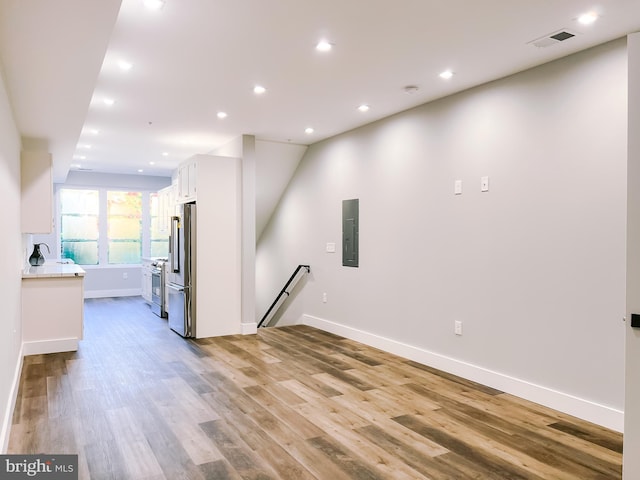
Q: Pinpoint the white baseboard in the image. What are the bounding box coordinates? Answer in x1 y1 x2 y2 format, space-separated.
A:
241 322 257 335
84 288 141 299
22 338 78 356
301 314 624 432
1 344 23 453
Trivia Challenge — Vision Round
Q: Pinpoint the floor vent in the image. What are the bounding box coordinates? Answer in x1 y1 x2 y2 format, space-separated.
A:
528 29 577 48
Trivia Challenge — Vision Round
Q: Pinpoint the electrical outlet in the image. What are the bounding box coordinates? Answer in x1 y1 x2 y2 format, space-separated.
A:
322 292 327 303
454 321 463 336
123 272 128 280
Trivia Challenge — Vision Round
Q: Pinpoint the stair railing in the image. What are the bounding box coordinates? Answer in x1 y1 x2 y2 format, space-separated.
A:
258 265 310 328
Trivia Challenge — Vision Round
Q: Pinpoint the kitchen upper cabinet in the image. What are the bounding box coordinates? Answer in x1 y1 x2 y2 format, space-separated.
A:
21 151 53 233
177 159 197 203
157 183 176 234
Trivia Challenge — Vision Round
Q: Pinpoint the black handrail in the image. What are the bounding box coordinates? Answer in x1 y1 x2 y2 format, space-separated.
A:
258 265 310 328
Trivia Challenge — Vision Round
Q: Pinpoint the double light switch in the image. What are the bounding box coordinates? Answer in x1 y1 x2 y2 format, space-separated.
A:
454 176 490 194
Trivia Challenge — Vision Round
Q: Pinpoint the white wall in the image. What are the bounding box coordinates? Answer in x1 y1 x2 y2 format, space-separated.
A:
624 32 640 480
82 266 142 298
0 68 24 451
257 39 627 430
208 136 257 334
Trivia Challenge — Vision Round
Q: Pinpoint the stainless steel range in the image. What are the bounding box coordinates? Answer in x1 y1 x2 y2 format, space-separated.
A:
150 259 168 318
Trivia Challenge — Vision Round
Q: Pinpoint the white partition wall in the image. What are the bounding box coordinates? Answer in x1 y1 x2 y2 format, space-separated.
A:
184 154 243 338
207 135 258 335
624 32 640 480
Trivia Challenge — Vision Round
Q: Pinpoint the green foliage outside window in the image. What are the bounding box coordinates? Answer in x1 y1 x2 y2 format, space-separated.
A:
108 191 142 264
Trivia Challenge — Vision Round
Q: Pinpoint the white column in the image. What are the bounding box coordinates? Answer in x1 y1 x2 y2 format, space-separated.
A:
241 135 257 333
625 32 640 480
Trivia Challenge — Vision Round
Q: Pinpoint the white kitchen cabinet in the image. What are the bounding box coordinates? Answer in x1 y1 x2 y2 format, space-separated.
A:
141 258 153 303
157 183 176 234
21 151 53 233
22 264 85 355
177 159 197 203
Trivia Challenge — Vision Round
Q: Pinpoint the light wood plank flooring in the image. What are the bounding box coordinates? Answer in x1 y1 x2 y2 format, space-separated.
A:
10 297 622 479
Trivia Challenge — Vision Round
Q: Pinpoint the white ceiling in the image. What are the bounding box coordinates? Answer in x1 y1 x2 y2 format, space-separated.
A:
1 0 639 183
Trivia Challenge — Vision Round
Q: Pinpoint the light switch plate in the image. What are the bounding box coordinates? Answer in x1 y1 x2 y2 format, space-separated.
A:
454 320 463 336
454 180 462 195
481 176 489 192
326 242 336 253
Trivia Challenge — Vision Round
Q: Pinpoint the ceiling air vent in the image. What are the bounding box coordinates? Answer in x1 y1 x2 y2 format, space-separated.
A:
528 29 577 48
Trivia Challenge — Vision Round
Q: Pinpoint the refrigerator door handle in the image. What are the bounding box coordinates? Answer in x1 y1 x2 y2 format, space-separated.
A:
170 216 180 273
167 283 184 293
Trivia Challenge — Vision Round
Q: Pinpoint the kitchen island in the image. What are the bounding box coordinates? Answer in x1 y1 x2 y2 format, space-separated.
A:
22 263 85 355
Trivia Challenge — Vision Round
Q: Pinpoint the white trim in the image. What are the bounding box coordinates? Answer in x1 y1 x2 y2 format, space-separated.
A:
241 322 257 335
80 264 143 270
84 288 141 299
300 314 624 432
22 338 78 356
0 344 23 453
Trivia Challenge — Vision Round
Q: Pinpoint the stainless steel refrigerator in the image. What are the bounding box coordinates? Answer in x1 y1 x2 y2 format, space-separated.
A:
167 203 196 337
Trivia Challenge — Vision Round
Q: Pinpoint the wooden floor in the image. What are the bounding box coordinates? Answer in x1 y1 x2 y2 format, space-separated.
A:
10 297 622 479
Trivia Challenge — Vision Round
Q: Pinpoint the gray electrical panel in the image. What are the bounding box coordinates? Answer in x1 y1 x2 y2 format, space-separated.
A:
342 199 359 267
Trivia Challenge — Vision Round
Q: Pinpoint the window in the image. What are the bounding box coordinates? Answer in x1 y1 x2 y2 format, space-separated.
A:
60 189 99 265
107 191 142 264
59 187 166 265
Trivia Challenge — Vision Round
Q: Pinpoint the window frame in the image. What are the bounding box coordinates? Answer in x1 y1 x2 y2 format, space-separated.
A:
149 192 170 259
56 186 160 266
106 190 143 265
59 188 100 265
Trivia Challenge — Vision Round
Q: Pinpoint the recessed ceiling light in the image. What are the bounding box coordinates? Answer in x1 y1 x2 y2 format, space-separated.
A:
316 40 333 52
143 0 165 10
87 128 99 135
358 104 370 112
253 85 267 95
149 161 155 165
74 155 86 160
439 70 454 80
118 60 133 71
305 127 314 134
578 11 598 25
217 111 228 119
162 152 169 157
138 169 144 173
403 85 419 95
103 98 115 106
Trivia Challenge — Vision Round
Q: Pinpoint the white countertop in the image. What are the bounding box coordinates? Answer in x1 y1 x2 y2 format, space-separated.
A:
22 263 86 278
